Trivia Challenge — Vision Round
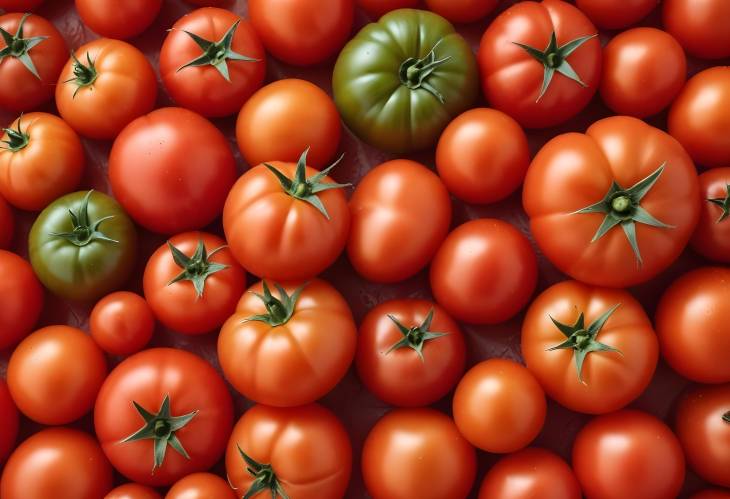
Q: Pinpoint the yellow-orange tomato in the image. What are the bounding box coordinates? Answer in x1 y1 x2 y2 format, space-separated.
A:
166 473 235 499
691 167 730 262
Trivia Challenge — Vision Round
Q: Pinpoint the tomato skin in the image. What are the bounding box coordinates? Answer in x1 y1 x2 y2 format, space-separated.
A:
0 0 44 10
424 0 498 23
692 491 730 499
348 160 451 282
236 79 340 168
160 8 266 118
0 250 43 350
76 0 162 39
90 291 155 355
572 410 685 499
691 168 730 262
663 0 730 59
430 219 537 325
576 0 656 29
357 0 418 17
0 195 13 249
105 484 161 499
166 473 235 499
0 379 18 464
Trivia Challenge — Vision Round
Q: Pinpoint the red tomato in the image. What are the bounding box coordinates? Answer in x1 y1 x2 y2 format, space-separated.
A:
424 0 498 23
0 195 13 249
663 0 730 59
692 491 730 499
600 28 686 118
0 0 44 10
144 232 245 335
249 0 354 66
106 484 161 499
572 410 685 499
522 280 658 414
226 404 352 499
691 168 730 262
0 250 43 350
76 0 162 39
160 8 266 118
0 13 66 111
1 428 113 499
110 107 236 235
430 219 537 324
94 348 234 486
478 0 601 128
166 473 234 499
576 0 656 29
348 159 451 282
90 291 155 355
0 379 18 463
357 0 418 17
362 408 476 499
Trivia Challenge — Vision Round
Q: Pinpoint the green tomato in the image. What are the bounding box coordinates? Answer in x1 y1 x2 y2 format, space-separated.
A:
29 190 137 301
333 8 478 153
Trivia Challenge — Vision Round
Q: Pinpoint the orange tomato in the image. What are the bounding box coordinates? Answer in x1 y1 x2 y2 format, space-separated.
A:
166 473 235 499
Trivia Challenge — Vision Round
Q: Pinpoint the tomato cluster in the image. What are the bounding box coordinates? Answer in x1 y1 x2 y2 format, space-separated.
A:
1 0 729 498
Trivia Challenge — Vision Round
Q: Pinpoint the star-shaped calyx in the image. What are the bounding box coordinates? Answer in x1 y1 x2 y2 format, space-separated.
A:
244 281 303 327
1 114 29 152
707 184 730 223
399 40 452 103
167 239 229 298
236 446 290 499
0 13 48 79
64 51 98 97
385 308 448 361
50 190 118 247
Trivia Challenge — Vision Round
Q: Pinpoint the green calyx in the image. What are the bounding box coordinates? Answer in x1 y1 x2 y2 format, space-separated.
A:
49 190 118 247
177 19 259 82
265 148 349 220
237 446 290 499
0 13 48 79
513 31 596 101
573 163 673 266
65 51 98 97
167 239 229 298
1 114 30 152
385 308 448 361
244 281 304 327
121 394 198 473
399 40 451 103
723 411 730 424
707 184 730 223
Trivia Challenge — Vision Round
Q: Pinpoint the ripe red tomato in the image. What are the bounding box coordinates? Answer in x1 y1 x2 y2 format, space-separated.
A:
160 8 265 118
362 408 476 499
524 116 700 287
0 0 44 10
669 67 730 169
691 168 730 262
236 79 341 168
478 0 601 128
424 0 498 23
0 13 67 111
0 250 43 350
0 195 13 249
692 491 730 499
110 107 236 234
348 159 451 282
478 448 581 499
95 348 233 486
90 291 154 355
105 484 161 499
249 0 354 66
572 410 685 499
1 428 113 499
522 280 658 414
0 379 18 463
166 473 235 499
226 404 352 499
430 219 537 324
357 0 418 17
576 0 656 29
76 0 162 39
663 0 730 59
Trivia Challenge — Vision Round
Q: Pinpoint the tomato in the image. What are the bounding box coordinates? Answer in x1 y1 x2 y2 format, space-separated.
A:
249 0 354 66
522 280 659 414
166 473 235 499
218 279 356 407
363 408 476 499
0 250 43 350
478 0 600 128
663 0 730 59
478 448 581 499
90 291 154 355
524 116 700 287
576 0 656 29
692 492 730 499
0 112 84 211
669 67 730 169
424 0 498 23
436 108 530 204
656 267 730 383
95 348 233 486
430 219 537 324
226 404 352 499
333 9 478 153
691 168 730 262
357 0 418 17
572 410 685 499
106 484 161 499
160 7 265 118
0 13 66 111
56 38 157 140
236 79 341 168
600 28 685 118
76 0 162 39
223 150 349 281
0 0 44 10
348 159 451 282
110 107 236 235
0 195 13 249
0 379 18 463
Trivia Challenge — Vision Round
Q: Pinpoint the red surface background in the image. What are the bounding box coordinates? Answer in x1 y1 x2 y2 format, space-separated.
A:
1 0 727 497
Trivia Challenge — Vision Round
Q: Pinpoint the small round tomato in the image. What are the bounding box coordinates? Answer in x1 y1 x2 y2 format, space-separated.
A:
0 379 18 463
226 404 352 499
430 219 537 324
663 0 730 59
692 168 730 262
600 28 686 118
424 0 498 23
110 107 236 235
76 0 162 39
572 410 685 499
0 250 43 350
166 473 235 499
0 112 84 211
160 8 265 118
478 448 581 499
692 491 730 499
576 0 656 29
236 79 341 168
56 38 157 140
90 291 154 355
0 0 44 10
249 0 354 66
348 159 451 283
363 408 476 499
357 0 418 17
0 195 13 249
0 13 66 112
106 484 161 499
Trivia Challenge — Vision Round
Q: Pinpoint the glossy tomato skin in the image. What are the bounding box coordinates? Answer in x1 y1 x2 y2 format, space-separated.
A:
110 107 236 235
424 0 498 23
572 410 685 499
691 168 730 262
160 8 266 118
357 0 418 17
76 0 162 39
56 39 157 140
90 291 155 355
576 0 656 29
105 484 161 499
236 79 341 168
348 159 451 282
0 379 18 463
166 473 235 499
0 428 113 499
663 0 730 59
0 250 43 350
0 196 13 249
362 408 476 499
430 219 538 324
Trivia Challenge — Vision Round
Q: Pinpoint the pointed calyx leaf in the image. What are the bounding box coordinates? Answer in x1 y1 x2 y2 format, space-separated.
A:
385 308 449 362
64 51 98 97
237 446 290 499
724 411 730 424
264 148 349 220
707 184 730 223
244 281 304 327
0 13 48 79
1 114 30 152
121 394 198 473
399 39 451 103
49 190 119 247
166 239 229 298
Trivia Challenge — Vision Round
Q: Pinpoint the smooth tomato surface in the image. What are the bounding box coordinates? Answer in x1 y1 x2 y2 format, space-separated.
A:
424 0 498 23
76 0 162 39
0 250 43 350
0 379 18 463
166 473 235 499
105 484 161 499
0 195 12 249
576 0 656 29
663 0 730 59
90 291 155 355
691 167 730 262
357 0 418 17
